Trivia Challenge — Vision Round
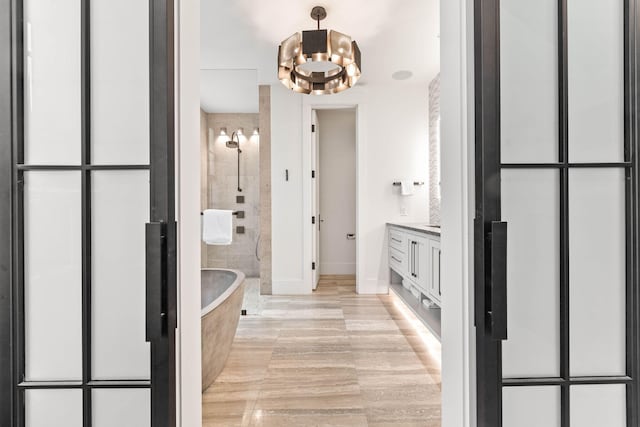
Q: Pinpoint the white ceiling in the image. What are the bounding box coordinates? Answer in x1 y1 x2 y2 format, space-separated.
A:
200 0 440 112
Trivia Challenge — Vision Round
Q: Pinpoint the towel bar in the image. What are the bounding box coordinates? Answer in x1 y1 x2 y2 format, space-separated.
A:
201 211 241 216
392 182 424 186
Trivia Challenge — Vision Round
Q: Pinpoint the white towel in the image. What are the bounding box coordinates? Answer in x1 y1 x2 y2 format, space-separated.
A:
400 180 414 196
202 209 233 245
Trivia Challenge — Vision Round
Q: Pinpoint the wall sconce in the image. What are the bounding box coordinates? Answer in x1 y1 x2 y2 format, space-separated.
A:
236 128 244 136
253 127 259 136
219 127 227 136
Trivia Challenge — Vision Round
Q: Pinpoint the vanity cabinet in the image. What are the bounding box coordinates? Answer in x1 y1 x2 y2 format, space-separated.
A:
387 225 441 307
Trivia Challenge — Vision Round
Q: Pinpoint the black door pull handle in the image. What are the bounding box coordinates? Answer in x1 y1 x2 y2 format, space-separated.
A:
489 221 508 340
146 222 167 341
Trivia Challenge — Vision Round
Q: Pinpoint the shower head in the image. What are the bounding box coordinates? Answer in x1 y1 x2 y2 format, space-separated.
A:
226 130 241 149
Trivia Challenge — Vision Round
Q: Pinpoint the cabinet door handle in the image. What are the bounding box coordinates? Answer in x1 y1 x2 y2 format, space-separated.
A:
409 241 413 277
438 250 441 295
411 241 416 277
391 237 402 243
414 242 419 278
391 255 401 263
413 242 420 279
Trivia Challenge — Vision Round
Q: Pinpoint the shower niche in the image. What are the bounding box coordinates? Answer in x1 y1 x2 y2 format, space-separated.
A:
200 69 264 278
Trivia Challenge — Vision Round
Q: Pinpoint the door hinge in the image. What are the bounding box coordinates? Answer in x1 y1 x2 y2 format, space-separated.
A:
312 170 316 178
312 262 316 270
311 124 316 132
312 216 316 224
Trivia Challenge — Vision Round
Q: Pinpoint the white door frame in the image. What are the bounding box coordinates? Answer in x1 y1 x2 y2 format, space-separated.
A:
177 0 475 425
440 0 476 426
302 104 362 293
311 110 320 290
176 0 203 425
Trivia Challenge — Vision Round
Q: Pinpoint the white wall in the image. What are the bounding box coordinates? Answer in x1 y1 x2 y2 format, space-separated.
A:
439 0 475 426
317 109 357 275
270 87 305 294
270 82 430 294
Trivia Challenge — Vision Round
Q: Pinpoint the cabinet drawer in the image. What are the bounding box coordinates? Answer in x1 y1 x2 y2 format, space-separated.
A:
389 247 407 274
389 229 406 253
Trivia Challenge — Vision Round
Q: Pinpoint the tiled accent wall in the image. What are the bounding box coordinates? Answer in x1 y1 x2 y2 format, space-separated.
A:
428 73 441 225
205 113 261 277
258 86 272 294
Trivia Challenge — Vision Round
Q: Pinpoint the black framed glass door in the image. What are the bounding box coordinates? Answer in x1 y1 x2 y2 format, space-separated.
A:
0 0 176 426
475 0 640 425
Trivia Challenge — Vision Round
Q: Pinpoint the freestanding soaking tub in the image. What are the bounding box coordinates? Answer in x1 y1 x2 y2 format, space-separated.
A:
201 268 245 391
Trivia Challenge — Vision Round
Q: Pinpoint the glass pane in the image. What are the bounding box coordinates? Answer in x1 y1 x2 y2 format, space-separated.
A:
93 389 150 427
569 169 626 376
90 0 149 165
23 0 81 165
571 385 626 427
503 386 560 427
500 0 558 163
24 172 82 381
92 171 150 380
501 170 560 377
568 0 624 162
25 389 83 427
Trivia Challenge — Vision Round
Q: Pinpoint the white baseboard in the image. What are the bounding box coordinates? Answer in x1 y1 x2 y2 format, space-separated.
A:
319 262 356 275
272 279 312 295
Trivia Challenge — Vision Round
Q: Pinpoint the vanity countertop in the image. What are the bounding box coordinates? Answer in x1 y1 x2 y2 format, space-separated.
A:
387 222 441 236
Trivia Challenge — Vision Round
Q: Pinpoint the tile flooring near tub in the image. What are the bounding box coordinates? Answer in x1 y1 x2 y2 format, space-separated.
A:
202 275 442 427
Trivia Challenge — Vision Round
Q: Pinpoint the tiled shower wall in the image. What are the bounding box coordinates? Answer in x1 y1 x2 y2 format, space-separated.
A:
428 73 441 225
203 113 261 277
258 86 272 294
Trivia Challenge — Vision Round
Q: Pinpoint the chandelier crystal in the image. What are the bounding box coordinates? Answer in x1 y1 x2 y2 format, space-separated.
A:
277 6 362 95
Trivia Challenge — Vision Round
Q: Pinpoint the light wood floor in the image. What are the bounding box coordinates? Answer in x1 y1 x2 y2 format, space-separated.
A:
202 275 442 427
